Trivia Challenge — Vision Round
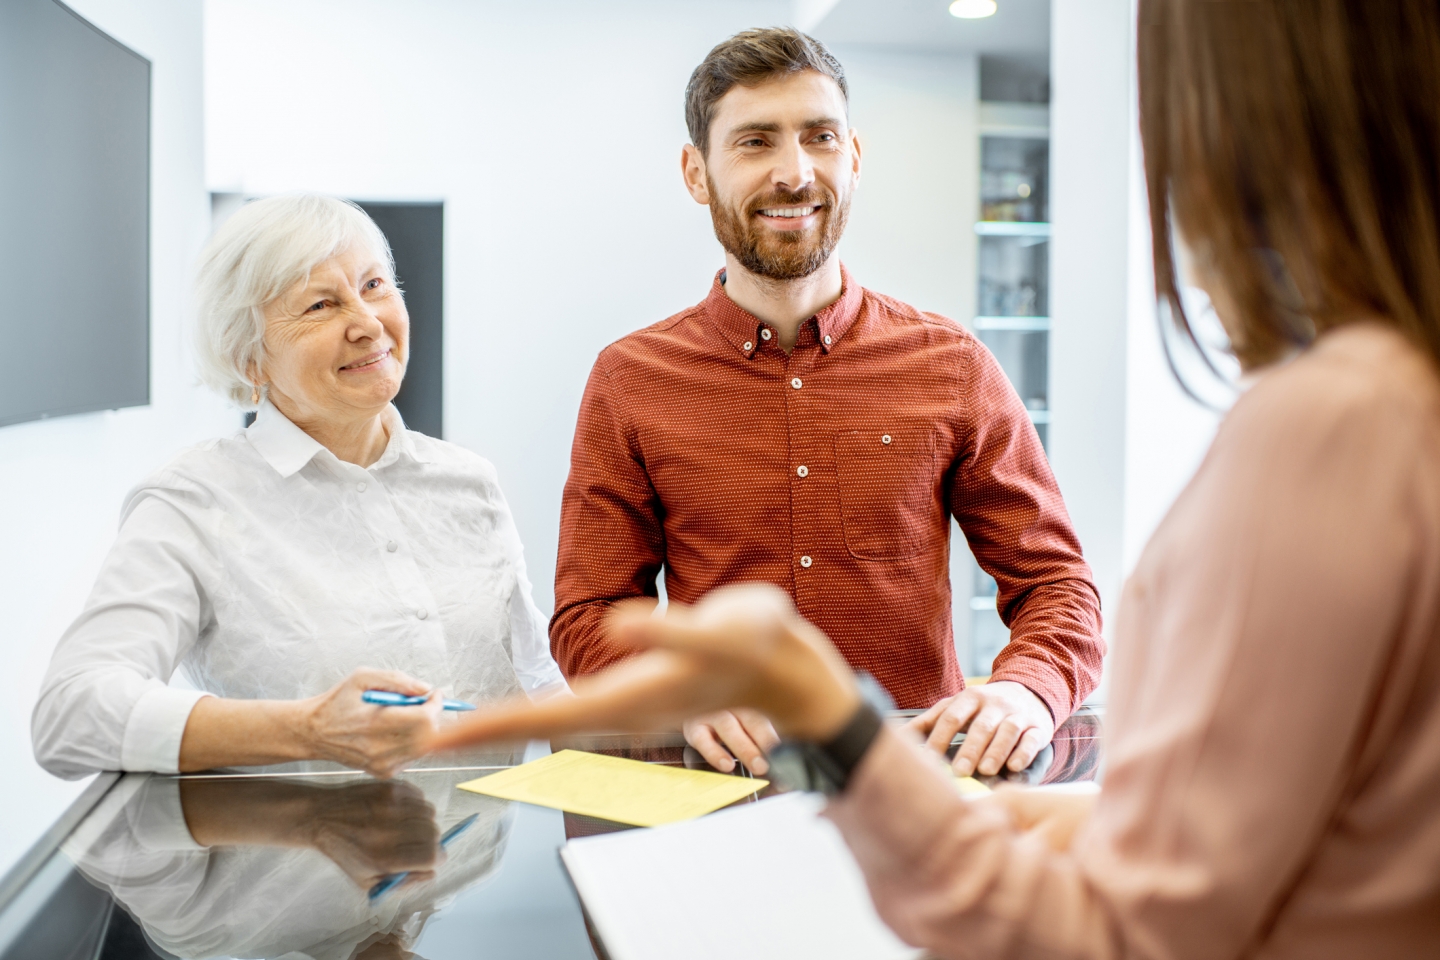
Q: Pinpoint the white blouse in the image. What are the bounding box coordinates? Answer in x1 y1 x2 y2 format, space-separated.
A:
33 402 566 779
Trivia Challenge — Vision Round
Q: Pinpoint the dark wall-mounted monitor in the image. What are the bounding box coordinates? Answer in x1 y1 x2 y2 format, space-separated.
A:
0 0 150 428
355 201 444 440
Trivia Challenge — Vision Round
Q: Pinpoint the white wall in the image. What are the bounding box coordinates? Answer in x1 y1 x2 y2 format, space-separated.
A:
1047 0 1133 660
1122 141 1221 572
206 1 983 624
1048 0 1221 680
207 0 787 617
0 0 237 875
834 47 979 327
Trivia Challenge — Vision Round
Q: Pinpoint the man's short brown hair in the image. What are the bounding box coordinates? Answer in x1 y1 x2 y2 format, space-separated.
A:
685 27 848 157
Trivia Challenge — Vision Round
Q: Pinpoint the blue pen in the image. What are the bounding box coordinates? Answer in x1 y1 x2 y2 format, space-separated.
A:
362 689 476 712
368 813 480 901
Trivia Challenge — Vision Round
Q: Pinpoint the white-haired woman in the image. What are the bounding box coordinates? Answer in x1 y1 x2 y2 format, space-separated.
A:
33 195 566 779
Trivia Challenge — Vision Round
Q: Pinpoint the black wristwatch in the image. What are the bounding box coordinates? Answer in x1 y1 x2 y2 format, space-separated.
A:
767 674 892 797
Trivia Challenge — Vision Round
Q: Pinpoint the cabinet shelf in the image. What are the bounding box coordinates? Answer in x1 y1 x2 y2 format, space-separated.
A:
975 221 1051 237
975 316 1050 332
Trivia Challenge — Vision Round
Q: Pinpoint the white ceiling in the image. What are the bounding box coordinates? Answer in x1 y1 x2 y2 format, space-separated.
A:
810 0 1050 56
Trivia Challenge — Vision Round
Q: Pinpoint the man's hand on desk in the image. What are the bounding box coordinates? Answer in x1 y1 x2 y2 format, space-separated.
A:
906 681 1055 776
683 708 780 775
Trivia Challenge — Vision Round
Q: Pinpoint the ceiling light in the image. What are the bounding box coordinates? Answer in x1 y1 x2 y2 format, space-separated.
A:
949 0 997 18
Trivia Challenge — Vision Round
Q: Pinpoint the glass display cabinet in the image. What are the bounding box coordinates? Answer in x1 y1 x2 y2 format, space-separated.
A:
966 105 1051 677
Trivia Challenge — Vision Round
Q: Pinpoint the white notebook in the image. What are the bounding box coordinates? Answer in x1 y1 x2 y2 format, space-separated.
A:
560 792 924 960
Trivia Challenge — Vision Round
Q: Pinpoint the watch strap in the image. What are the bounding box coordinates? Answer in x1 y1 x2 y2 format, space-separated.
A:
812 701 884 793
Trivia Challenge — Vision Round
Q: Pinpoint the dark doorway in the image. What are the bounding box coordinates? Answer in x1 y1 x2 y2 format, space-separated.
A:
355 201 444 439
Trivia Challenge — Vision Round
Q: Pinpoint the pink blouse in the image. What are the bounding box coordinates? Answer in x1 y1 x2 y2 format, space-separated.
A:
828 324 1440 958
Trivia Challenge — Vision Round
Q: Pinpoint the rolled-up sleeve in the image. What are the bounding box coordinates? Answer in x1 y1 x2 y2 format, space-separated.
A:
501 509 569 698
952 339 1105 720
33 494 214 778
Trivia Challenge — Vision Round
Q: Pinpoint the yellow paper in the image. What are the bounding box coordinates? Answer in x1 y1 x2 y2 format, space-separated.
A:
953 775 991 797
457 749 769 827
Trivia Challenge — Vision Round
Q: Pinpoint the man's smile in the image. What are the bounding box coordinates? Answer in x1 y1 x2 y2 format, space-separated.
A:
755 204 822 230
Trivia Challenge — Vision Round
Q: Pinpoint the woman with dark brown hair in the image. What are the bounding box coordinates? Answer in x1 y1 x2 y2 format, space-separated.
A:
429 2 1440 956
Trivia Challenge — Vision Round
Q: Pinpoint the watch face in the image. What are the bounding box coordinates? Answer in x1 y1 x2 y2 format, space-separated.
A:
766 742 817 795
768 742 841 797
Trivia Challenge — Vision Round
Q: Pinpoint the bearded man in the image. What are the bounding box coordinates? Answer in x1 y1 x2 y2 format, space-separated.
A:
550 28 1104 778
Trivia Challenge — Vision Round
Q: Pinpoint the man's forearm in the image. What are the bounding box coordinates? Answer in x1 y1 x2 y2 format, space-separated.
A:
991 577 1105 721
549 598 639 679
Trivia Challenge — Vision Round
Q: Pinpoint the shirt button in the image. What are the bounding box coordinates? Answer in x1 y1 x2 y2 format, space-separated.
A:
791 377 803 390
799 555 813 568
743 341 753 351
417 609 429 620
882 434 892 445
824 335 833 346
761 328 773 341
386 540 398 553
796 465 809 478
357 481 368 492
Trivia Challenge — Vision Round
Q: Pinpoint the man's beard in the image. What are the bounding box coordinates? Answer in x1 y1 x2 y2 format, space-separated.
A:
708 177 850 281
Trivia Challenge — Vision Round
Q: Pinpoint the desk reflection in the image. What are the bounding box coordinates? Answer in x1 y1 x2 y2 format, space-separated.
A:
64 765 517 959
8 714 1101 960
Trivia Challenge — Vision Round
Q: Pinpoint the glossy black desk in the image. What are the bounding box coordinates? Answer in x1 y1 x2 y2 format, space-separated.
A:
0 710 1101 960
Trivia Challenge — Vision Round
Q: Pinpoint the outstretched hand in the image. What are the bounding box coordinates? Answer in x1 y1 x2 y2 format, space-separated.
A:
427 584 863 755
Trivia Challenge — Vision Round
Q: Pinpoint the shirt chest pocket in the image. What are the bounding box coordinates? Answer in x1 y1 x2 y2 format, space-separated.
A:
834 427 939 561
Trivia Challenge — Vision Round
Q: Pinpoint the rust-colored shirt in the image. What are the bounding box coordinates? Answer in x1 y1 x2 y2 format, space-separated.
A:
551 266 1103 715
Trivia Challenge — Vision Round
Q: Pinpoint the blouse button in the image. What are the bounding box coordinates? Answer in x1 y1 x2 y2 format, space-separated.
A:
357 481 368 492
743 341 753 351
881 434 892 445
796 465 809 478
799 555 813 568
417 609 429 620
760 328 773 341
790 377 803 390
386 540 398 553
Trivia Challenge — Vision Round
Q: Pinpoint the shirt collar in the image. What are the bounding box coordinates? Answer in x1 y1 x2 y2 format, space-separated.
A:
246 400 427 478
702 262 864 358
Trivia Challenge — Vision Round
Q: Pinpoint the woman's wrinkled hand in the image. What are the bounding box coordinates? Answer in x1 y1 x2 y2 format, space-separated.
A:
302 669 445 778
427 583 864 755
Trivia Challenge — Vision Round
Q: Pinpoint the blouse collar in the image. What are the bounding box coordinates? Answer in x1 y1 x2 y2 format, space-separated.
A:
246 400 427 478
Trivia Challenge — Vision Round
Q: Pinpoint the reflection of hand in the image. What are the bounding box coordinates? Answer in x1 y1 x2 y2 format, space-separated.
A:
683 708 780 775
980 787 1096 852
905 681 1055 776
181 778 443 891
303 669 445 778
428 584 863 753
354 932 423 960
302 780 443 890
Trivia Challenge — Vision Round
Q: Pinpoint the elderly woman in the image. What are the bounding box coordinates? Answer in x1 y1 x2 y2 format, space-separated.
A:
33 194 565 779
